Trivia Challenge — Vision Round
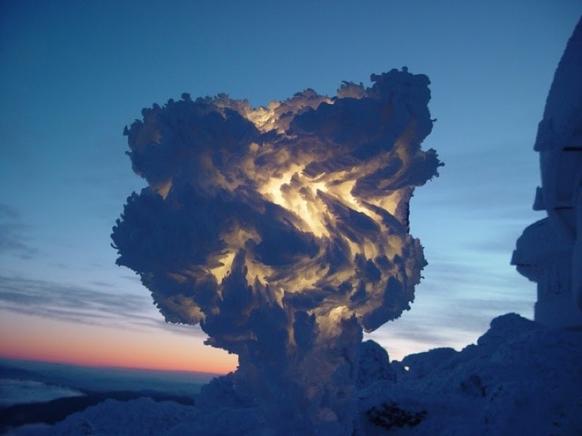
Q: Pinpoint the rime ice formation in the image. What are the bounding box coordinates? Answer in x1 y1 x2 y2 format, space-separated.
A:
357 340 396 389
112 68 441 434
512 18 582 328
356 314 582 435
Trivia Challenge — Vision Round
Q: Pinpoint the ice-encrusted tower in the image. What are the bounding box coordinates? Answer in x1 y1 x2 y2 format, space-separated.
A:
512 18 582 329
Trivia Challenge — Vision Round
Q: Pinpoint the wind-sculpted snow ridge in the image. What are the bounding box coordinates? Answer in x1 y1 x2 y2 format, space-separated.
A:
112 68 441 434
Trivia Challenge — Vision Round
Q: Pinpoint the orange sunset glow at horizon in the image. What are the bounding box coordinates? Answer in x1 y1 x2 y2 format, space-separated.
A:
0 310 237 374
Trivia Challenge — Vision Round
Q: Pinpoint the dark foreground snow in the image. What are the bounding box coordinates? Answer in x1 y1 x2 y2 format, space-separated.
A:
12 313 582 435
357 314 582 435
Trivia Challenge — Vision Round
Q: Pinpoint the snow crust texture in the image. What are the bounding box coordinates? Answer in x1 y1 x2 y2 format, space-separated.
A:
22 314 582 436
357 313 582 435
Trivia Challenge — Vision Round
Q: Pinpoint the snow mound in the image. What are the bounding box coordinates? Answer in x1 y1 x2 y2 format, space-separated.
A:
400 347 456 379
357 340 396 388
358 313 582 435
14 398 197 436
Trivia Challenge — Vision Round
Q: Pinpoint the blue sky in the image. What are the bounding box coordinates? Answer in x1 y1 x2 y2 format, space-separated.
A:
0 0 580 365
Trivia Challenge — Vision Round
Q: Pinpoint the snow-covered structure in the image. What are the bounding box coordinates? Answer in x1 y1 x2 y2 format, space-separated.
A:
512 18 582 328
112 69 441 434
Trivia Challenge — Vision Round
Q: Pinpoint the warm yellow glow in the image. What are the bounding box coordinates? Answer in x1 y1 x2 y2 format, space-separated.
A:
209 250 236 283
219 136 415 310
172 94 429 331
244 102 281 132
155 179 173 199
258 164 296 200
376 191 401 215
317 305 351 337
245 257 274 285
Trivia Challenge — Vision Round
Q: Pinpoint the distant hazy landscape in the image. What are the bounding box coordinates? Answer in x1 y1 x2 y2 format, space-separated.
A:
0 358 216 433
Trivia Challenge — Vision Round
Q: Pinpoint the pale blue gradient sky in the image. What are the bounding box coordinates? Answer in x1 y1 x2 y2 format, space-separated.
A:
0 0 580 367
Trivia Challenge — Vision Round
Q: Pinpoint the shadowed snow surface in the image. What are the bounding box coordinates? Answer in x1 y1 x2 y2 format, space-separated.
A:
16 314 582 435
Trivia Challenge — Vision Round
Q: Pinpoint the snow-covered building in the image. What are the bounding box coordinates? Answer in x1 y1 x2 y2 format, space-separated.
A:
512 18 582 329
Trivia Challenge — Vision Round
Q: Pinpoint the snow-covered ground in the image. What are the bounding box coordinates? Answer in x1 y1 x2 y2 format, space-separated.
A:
12 313 581 435
356 313 582 435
